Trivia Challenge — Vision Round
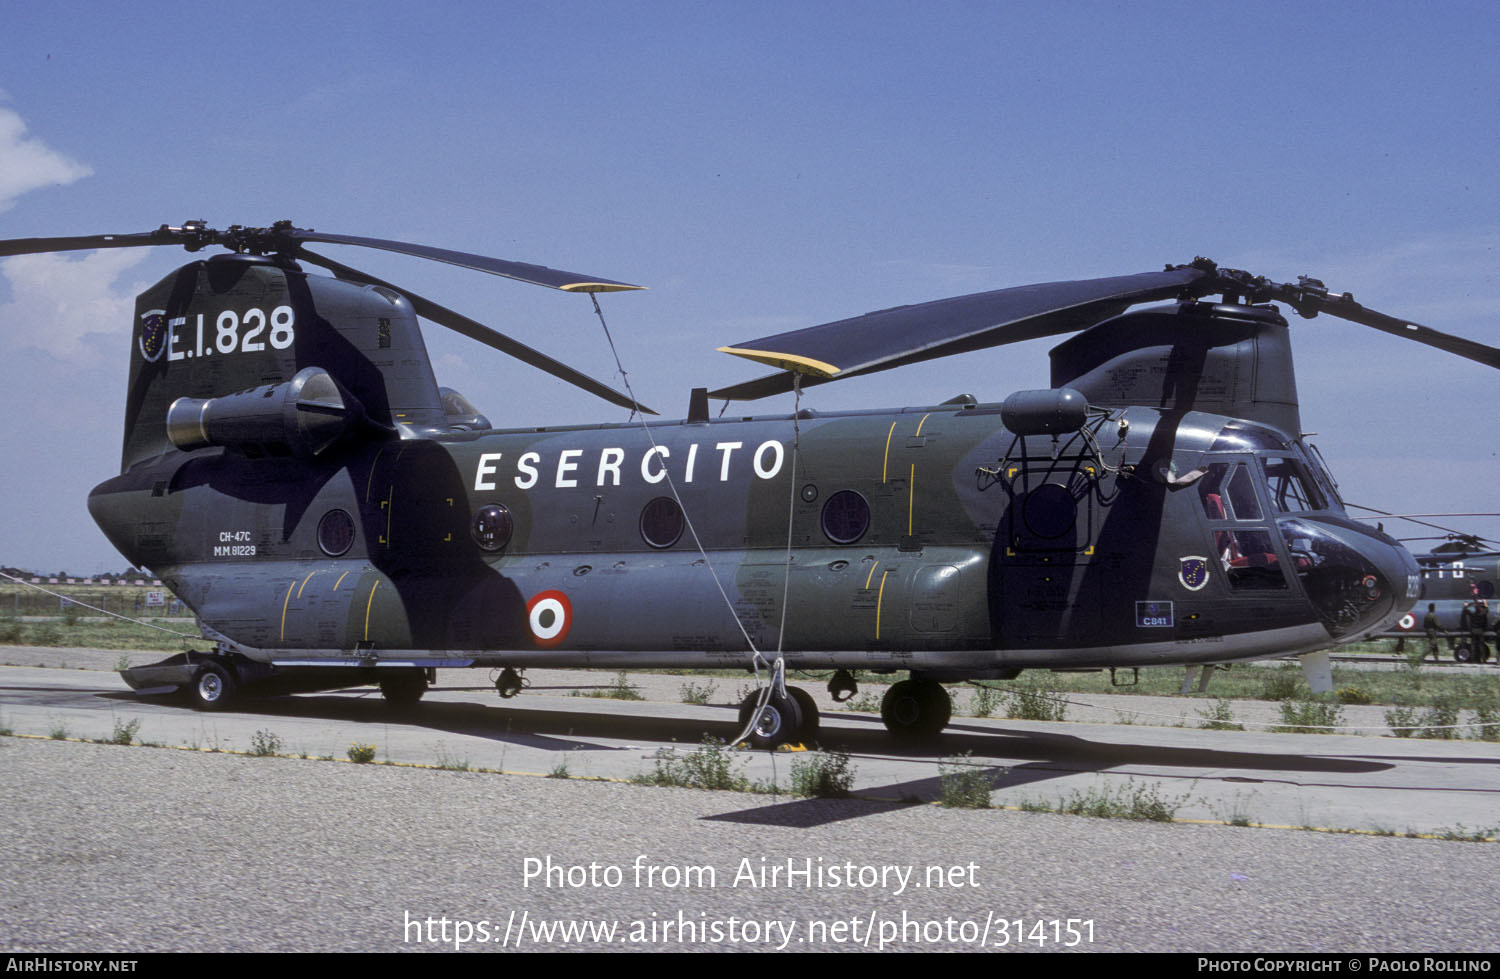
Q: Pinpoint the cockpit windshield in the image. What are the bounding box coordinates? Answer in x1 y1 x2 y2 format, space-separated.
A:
1261 456 1324 513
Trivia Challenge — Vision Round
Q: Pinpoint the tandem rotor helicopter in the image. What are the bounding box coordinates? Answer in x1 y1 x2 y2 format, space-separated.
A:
5 220 1499 746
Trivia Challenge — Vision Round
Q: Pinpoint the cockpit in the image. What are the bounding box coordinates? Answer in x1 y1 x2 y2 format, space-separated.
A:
1196 421 1413 637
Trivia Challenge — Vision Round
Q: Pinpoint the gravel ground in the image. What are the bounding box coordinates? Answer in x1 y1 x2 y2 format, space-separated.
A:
1 736 1497 953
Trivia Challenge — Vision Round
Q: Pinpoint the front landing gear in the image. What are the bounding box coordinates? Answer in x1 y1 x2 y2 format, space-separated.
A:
881 678 951 738
737 686 820 749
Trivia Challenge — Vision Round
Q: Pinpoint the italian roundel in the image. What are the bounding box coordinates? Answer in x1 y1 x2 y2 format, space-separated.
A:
527 590 573 647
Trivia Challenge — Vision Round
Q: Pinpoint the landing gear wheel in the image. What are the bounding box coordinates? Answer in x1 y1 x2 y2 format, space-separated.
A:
787 686 820 744
379 670 428 707
189 661 237 711
1455 643 1473 663
881 678 951 738
738 689 804 749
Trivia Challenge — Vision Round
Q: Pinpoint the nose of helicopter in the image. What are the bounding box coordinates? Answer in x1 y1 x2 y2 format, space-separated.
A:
1276 516 1419 640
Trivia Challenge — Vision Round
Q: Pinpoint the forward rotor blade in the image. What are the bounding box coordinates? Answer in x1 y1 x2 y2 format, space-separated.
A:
287 230 645 293
713 266 1209 400
1310 294 1500 371
297 249 655 415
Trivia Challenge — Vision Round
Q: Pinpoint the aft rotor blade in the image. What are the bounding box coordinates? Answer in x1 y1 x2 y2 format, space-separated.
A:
287 230 645 293
297 249 655 415
712 266 1209 400
0 228 181 257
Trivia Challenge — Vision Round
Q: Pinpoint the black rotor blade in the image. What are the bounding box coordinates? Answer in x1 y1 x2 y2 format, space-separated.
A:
712 266 1209 400
297 248 655 415
286 229 644 293
0 227 181 257
1309 294 1500 371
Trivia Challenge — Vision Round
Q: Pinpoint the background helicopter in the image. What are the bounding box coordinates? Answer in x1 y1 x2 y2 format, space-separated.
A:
1378 532 1499 662
6 221 1500 746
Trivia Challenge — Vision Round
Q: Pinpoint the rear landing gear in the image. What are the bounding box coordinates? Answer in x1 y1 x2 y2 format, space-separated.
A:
189 660 237 711
881 678 951 738
737 686 820 749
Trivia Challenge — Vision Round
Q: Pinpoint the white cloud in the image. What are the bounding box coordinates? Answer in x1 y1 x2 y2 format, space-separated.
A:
0 107 92 212
0 250 150 362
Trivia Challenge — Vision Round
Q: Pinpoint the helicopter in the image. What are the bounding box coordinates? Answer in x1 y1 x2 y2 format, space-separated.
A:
1381 536 1499 662
5 220 1497 747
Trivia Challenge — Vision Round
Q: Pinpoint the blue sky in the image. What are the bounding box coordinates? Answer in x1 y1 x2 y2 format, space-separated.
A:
2 0 1497 572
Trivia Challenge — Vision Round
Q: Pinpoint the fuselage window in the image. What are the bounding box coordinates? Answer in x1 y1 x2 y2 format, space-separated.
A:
1215 529 1289 591
821 490 871 545
640 496 685 549
317 509 356 557
472 503 514 552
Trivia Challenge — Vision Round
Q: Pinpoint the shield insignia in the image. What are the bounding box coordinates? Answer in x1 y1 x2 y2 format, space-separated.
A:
1178 556 1210 591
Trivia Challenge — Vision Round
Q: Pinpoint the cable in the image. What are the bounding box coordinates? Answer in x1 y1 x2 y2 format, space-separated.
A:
0 570 200 640
586 296 802 746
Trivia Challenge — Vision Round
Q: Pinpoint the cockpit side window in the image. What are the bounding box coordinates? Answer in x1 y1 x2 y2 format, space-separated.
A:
1227 464 1262 521
1197 462 1231 520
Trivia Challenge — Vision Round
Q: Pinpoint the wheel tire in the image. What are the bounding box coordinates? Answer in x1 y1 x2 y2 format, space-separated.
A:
1455 643 1473 663
379 670 428 707
738 689 804 749
881 679 950 738
921 680 953 732
189 661 237 711
787 686 820 744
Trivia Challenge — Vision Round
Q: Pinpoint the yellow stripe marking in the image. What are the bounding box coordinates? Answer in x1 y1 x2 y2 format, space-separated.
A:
715 346 841 377
363 580 380 641
875 570 890 639
558 282 646 293
278 581 295 641
881 421 897 482
864 561 880 590
914 412 932 437
364 447 386 502
907 463 916 535
333 571 350 591
295 571 317 599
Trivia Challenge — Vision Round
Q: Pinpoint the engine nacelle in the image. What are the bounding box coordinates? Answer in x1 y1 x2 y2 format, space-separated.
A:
166 367 366 458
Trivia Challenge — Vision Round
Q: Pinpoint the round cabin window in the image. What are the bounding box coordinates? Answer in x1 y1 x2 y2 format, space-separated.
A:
317 509 356 557
472 503 514 552
821 490 871 545
640 496 685 549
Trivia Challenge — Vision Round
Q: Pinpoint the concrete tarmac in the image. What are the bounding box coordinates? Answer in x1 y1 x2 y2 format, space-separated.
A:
3 649 1500 953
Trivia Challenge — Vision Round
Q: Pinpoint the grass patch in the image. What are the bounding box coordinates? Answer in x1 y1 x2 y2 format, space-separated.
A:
968 685 1002 718
548 758 571 779
1195 698 1243 731
1003 677 1068 722
108 717 141 746
48 720 70 740
632 737 751 792
1472 701 1500 742
434 744 471 771
570 672 644 701
1384 705 1420 737
845 690 881 713
1273 697 1344 734
678 680 718 705
250 729 283 757
1335 686 1372 705
347 742 377 764
937 753 993 809
1030 780 1190 822
790 748 855 799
